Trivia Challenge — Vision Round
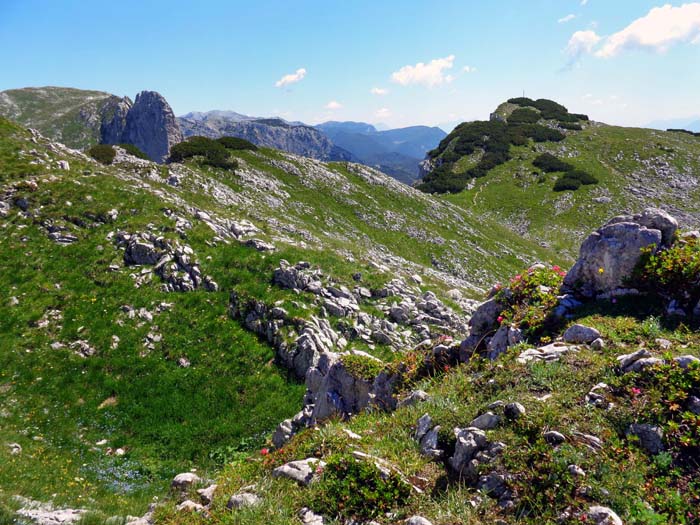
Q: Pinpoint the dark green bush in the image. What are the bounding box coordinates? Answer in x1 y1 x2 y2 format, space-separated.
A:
117 143 149 160
553 175 582 191
569 169 598 185
313 455 411 520
509 108 540 124
517 124 565 142
88 144 116 165
508 97 536 106
667 128 700 138
419 98 583 194
558 122 582 131
571 113 590 121
216 136 258 151
533 153 573 172
169 136 237 169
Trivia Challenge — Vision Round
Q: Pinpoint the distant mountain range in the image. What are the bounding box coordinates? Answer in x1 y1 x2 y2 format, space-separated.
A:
646 116 700 132
179 112 447 183
314 121 446 184
0 87 446 183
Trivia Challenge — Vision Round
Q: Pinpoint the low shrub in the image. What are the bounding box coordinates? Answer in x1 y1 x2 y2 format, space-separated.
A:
558 122 582 131
494 265 566 340
169 136 237 169
88 144 116 165
313 454 411 520
631 237 700 311
667 128 700 138
553 176 582 191
216 136 258 151
341 353 385 381
533 153 573 173
509 108 541 124
117 143 149 160
569 169 598 185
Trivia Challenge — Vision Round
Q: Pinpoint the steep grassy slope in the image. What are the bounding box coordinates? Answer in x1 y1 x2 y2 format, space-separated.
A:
0 87 120 149
0 116 557 517
152 295 700 525
444 124 700 261
418 98 700 262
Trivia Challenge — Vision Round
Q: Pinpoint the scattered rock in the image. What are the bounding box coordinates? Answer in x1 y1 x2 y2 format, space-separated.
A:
587 505 623 525
176 500 204 513
543 431 566 445
7 442 22 455
57 160 70 170
398 389 431 407
563 324 601 344
406 516 433 525
564 209 675 298
171 472 201 490
617 349 662 373
196 484 217 505
627 423 664 455
568 464 586 477
272 458 325 486
226 492 261 509
16 499 85 525
469 411 501 430
674 354 700 369
687 396 700 415
299 508 326 525
590 338 605 350
504 402 526 420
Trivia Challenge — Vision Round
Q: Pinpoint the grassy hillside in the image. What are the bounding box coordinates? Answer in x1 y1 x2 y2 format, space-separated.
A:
0 116 559 518
0 87 117 149
444 124 700 261
419 98 700 261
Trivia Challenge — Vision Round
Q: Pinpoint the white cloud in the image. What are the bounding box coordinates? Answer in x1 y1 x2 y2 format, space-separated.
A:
375 107 391 119
596 3 700 58
462 65 477 73
370 87 389 96
581 0 589 5
391 55 455 87
274 68 307 88
324 100 342 110
564 30 602 62
558 14 576 23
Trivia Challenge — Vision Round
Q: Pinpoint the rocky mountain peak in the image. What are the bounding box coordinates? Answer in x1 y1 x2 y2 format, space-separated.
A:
118 91 183 163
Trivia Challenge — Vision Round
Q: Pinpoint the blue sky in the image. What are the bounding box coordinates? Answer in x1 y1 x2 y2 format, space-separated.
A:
1 0 699 129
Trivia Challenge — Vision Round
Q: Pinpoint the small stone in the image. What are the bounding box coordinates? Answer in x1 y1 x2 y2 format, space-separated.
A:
176 500 204 513
544 430 566 445
469 411 501 430
504 402 526 420
197 484 217 505
7 443 21 455
563 324 601 344
406 517 433 525
590 338 605 350
171 472 200 490
673 355 700 369
655 338 672 350
398 390 430 407
568 464 585 477
272 458 325 486
688 396 700 415
627 424 664 454
299 507 326 525
415 413 433 442
588 505 623 525
226 492 261 509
